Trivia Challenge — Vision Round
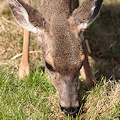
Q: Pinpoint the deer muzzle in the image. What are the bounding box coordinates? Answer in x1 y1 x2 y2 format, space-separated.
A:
57 75 80 116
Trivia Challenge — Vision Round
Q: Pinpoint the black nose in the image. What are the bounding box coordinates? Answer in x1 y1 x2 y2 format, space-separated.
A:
60 106 80 117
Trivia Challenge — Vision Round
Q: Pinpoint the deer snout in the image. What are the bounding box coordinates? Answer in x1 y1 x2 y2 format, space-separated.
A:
58 75 80 116
60 105 80 117
60 98 80 116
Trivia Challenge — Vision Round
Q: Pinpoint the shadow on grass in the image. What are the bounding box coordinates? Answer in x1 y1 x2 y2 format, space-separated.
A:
85 3 120 80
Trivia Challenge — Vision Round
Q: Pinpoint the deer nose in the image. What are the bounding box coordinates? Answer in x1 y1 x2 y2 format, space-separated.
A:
60 106 80 117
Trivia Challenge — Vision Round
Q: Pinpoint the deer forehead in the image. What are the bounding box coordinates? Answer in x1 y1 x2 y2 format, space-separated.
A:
42 19 83 60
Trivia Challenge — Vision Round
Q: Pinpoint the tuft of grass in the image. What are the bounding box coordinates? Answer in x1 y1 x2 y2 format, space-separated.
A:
83 79 120 120
0 66 57 120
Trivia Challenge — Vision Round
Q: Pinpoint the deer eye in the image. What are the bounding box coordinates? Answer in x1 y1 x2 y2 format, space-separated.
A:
79 61 85 71
45 61 55 72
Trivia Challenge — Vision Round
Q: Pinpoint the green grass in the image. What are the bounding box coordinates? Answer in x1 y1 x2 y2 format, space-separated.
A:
85 79 120 120
0 66 84 120
0 66 56 120
0 66 119 120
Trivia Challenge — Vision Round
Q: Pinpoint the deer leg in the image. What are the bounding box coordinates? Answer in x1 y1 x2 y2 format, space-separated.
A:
19 29 30 78
80 40 96 88
18 0 31 78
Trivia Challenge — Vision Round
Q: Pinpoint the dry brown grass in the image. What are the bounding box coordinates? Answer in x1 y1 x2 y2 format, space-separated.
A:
0 0 42 71
83 80 120 120
0 0 9 14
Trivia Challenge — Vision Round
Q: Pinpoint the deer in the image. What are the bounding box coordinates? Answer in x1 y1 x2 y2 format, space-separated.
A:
8 0 103 116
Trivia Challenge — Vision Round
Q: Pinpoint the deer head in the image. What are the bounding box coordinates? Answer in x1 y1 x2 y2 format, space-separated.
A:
8 0 102 116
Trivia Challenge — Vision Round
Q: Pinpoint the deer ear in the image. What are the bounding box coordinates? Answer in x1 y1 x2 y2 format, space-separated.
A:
71 0 103 31
8 0 47 33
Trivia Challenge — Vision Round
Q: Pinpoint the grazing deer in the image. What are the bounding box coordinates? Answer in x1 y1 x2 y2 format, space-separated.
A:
8 0 102 116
